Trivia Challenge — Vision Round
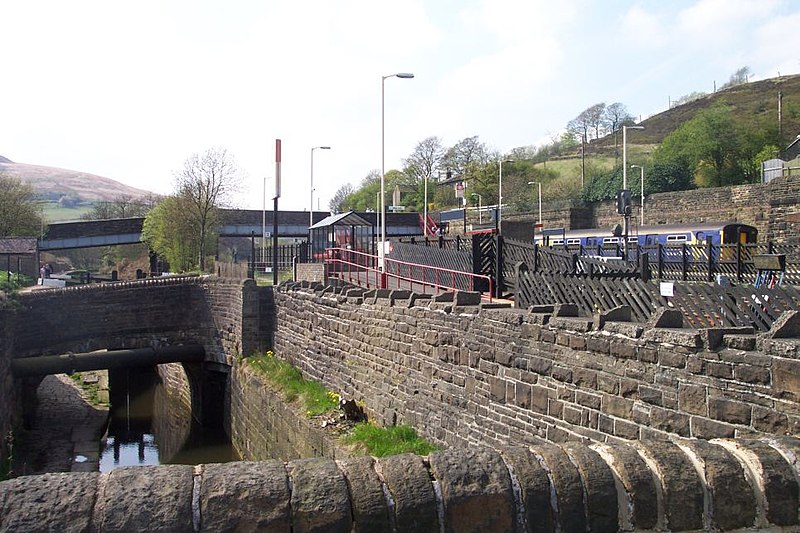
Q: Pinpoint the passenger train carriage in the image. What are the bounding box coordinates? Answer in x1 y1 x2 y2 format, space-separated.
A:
534 222 758 253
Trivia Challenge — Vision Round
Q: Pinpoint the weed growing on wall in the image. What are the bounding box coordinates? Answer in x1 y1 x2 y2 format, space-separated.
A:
343 423 439 457
68 372 109 408
245 352 339 416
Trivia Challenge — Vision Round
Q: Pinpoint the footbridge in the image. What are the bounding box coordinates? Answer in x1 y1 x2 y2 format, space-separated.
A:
39 210 424 250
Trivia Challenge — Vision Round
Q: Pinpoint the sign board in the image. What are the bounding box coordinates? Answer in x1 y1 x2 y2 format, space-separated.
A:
659 282 674 297
455 181 464 199
264 266 273 273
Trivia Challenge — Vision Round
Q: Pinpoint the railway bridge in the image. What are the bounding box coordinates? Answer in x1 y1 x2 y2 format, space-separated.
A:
2 277 800 531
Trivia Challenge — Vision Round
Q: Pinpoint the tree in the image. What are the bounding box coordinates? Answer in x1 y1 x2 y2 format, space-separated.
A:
142 195 204 272
403 136 445 184
174 148 241 270
603 103 632 135
81 194 156 220
0 174 43 237
653 103 777 187
586 103 606 140
671 91 706 108
329 183 354 213
568 103 606 142
720 66 751 90
441 136 491 178
338 170 381 211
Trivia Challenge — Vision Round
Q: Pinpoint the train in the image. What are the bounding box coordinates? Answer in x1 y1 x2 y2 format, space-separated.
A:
534 222 758 251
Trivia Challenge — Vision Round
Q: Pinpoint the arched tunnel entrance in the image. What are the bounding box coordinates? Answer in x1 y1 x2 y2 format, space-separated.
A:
9 346 236 474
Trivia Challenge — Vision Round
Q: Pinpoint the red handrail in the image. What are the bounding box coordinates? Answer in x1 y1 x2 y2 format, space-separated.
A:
322 247 493 302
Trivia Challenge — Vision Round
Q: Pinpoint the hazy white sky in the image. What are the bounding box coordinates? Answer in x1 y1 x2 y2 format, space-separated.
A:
2 0 799 211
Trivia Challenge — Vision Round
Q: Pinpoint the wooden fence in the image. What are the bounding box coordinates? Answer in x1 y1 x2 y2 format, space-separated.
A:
387 242 473 282
515 270 800 331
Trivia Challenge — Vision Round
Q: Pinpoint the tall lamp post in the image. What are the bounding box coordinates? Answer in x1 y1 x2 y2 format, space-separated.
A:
631 164 645 225
527 181 542 226
622 125 644 258
310 146 331 231
498 158 514 233
471 193 483 224
381 72 414 276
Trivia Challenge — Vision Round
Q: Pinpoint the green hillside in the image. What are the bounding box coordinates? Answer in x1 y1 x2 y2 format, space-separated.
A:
597 74 800 149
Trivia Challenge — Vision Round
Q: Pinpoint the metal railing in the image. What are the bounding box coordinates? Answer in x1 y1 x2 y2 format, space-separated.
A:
323 247 493 301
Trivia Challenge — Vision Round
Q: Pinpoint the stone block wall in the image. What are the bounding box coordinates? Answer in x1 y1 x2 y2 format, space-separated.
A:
274 285 800 449
505 175 800 244
4 438 800 531
0 309 16 474
9 276 260 364
228 361 349 462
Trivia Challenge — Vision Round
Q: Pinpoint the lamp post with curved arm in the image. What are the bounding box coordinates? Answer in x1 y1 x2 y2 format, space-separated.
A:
380 72 414 277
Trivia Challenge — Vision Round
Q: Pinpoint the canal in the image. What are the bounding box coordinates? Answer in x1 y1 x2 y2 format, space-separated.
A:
100 366 238 472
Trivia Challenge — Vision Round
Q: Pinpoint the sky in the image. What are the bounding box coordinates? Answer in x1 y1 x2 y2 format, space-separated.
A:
2 0 800 212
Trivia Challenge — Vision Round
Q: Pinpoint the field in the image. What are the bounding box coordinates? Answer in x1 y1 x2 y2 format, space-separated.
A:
41 202 95 222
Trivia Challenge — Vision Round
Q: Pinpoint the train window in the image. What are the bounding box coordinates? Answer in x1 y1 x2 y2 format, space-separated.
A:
566 238 580 245
666 234 688 242
628 236 638 243
551 238 564 246
602 237 620 244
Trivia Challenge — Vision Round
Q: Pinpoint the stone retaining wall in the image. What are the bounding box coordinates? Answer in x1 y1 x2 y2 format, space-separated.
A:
0 309 15 475
274 285 800 449
228 362 350 462
505 175 800 244
3 437 800 532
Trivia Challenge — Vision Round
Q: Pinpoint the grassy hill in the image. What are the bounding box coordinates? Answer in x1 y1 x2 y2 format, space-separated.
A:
0 157 155 222
595 73 800 149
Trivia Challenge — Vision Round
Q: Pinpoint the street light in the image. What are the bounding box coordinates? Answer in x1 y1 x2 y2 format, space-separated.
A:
310 146 331 230
631 164 645 225
471 193 483 224
498 158 514 233
381 72 414 274
527 181 542 226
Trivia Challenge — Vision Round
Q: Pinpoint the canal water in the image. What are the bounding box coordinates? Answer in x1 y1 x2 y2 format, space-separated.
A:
100 367 238 472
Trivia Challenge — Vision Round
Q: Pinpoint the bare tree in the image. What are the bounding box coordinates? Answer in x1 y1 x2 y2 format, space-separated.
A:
603 102 634 154
720 66 751 90
175 148 242 270
403 136 445 184
603 103 632 135
586 103 606 140
329 183 355 213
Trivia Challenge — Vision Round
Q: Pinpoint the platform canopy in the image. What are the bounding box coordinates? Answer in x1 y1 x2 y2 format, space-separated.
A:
309 211 371 230
308 211 374 259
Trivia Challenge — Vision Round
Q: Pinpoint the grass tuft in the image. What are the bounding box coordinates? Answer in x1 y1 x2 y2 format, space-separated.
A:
68 372 109 407
246 352 339 416
343 423 439 457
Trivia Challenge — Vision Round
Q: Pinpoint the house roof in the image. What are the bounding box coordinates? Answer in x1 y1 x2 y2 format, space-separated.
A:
0 237 37 255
